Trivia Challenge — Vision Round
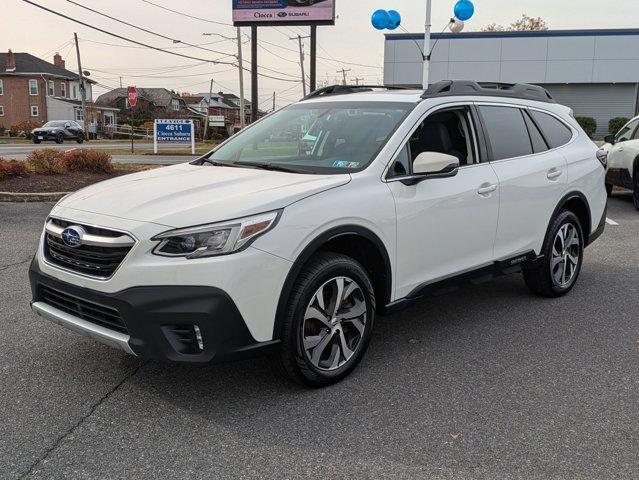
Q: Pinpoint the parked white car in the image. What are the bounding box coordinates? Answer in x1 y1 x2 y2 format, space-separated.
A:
29 81 608 387
604 115 639 209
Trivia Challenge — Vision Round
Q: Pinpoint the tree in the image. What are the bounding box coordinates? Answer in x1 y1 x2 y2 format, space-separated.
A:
482 14 549 32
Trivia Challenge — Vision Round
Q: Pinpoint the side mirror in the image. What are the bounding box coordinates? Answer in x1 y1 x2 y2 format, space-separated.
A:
413 151 460 176
604 134 616 145
64 123 71 128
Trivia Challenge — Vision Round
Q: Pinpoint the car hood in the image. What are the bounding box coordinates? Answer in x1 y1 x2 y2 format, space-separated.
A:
56 163 351 227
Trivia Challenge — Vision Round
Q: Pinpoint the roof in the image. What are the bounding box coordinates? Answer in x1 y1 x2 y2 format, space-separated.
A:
386 28 639 41
0 52 95 82
96 87 181 107
182 95 205 105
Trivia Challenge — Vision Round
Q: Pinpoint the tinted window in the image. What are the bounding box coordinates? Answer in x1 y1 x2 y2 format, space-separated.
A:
530 110 573 148
617 118 639 142
523 111 548 153
389 145 411 177
479 106 533 161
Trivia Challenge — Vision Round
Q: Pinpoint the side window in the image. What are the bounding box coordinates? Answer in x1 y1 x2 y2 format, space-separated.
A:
616 119 639 142
389 145 411 177
523 110 549 153
479 106 532 161
529 110 573 149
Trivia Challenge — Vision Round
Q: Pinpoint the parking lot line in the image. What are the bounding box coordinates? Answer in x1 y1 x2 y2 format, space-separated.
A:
606 218 620 226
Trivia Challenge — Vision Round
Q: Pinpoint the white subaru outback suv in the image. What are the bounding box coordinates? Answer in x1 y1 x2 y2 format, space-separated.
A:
29 81 608 387
603 115 639 209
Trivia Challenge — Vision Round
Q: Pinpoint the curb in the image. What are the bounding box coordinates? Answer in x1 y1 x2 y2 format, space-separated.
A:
0 191 70 203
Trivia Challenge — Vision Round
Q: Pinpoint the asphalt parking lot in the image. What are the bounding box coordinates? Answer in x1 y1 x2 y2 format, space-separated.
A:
1 194 638 480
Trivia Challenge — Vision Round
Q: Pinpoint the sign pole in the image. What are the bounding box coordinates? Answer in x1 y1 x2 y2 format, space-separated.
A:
191 121 195 154
130 104 134 154
423 0 432 89
251 25 258 123
153 120 157 154
310 25 317 93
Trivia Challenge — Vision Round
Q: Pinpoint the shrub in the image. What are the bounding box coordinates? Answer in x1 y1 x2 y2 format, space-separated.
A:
575 117 597 139
25 149 67 174
10 120 41 137
0 158 30 180
64 149 114 173
609 117 630 135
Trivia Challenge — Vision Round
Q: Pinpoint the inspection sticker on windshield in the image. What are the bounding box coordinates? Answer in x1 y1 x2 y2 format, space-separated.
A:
332 161 360 168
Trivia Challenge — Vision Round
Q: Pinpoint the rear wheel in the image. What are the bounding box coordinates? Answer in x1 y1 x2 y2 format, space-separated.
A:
633 167 639 211
277 252 375 387
523 210 584 298
33 138 41 144
76 135 84 144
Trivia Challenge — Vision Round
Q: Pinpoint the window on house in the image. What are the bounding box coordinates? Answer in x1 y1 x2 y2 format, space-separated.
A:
172 99 180 111
0 106 4 116
61 82 67 98
48 80 55 96
29 79 38 95
0 80 3 95
72 84 77 99
31 105 39 117
75 109 84 121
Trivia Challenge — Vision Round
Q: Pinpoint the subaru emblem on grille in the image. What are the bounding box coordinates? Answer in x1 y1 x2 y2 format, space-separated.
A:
61 226 85 248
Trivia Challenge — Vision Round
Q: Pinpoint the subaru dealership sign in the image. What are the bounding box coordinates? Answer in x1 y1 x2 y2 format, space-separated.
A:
154 119 195 154
232 0 336 26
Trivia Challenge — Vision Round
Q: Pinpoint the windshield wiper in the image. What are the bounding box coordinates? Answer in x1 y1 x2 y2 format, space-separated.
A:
197 158 238 168
234 162 302 174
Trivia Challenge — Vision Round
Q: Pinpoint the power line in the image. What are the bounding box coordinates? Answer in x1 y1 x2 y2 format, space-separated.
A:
22 0 235 65
65 0 237 58
138 0 233 27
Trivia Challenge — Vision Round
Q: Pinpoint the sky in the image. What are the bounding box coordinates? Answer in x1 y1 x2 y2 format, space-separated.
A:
4 0 639 109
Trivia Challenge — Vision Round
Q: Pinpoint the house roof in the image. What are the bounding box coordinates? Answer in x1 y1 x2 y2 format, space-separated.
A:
182 95 205 105
95 87 183 107
0 52 95 83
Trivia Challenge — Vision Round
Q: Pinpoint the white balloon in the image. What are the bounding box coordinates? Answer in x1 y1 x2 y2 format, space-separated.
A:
449 18 465 33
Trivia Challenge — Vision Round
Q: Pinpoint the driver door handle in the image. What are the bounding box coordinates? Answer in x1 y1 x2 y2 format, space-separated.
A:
477 183 497 195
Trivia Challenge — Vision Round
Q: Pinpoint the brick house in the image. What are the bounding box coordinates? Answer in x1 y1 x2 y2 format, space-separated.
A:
0 50 119 132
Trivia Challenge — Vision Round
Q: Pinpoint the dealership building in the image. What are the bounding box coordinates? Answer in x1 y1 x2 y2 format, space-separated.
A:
384 29 639 138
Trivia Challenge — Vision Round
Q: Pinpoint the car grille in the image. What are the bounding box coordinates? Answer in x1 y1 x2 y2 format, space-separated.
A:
39 285 128 334
43 218 135 279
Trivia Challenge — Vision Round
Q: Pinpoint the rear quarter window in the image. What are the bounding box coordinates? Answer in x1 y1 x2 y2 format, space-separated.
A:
529 110 573 149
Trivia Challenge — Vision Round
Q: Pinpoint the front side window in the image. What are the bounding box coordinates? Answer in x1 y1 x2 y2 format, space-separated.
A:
529 110 573 149
479 106 533 161
205 101 414 174
29 79 38 95
31 105 39 117
615 118 639 143
48 80 55 96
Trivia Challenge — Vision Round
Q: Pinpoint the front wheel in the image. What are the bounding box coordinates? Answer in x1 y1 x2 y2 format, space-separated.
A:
523 210 584 298
76 135 84 144
33 138 41 144
55 133 64 144
277 252 375 387
633 168 639 211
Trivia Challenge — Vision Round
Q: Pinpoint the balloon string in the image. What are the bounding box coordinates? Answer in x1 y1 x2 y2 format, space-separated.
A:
399 19 453 61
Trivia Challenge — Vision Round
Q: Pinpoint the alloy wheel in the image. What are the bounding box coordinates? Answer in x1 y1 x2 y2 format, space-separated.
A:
550 223 580 288
302 276 367 371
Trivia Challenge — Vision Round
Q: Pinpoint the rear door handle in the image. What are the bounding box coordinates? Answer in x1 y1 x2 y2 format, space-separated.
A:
547 168 562 180
477 184 498 195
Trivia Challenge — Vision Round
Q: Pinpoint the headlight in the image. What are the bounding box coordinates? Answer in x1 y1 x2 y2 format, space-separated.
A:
151 210 281 259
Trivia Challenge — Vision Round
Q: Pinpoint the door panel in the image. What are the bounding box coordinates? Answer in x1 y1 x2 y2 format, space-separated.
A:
389 163 500 299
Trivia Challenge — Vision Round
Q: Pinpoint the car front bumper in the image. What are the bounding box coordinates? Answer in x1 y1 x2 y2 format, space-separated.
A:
29 260 280 363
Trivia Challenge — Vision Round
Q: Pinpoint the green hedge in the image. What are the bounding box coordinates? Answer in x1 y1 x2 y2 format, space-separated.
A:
575 117 597 139
609 117 630 135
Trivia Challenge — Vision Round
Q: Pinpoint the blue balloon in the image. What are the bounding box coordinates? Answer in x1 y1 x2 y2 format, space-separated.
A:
371 9 391 30
387 10 401 30
454 0 475 21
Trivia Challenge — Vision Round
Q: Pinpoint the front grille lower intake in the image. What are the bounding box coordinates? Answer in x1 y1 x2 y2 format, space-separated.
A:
43 218 135 279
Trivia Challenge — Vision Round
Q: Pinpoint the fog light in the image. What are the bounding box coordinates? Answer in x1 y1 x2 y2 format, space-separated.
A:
193 325 204 351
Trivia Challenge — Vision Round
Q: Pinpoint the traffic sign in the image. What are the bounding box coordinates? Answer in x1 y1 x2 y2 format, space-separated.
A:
127 86 138 108
154 119 195 154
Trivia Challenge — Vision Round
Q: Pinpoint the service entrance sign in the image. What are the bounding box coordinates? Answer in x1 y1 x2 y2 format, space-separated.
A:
154 119 195 154
232 0 336 26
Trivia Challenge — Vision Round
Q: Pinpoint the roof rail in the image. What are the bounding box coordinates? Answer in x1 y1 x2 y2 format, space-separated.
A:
302 84 411 101
421 80 556 103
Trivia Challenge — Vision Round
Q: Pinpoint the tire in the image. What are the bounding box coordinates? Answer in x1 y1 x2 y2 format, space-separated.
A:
33 138 41 144
523 210 584 298
605 183 614 197
277 252 376 387
55 133 64 144
633 167 639 211
76 135 84 144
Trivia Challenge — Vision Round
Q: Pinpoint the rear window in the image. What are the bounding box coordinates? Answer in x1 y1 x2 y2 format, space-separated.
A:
529 110 573 149
479 106 533 161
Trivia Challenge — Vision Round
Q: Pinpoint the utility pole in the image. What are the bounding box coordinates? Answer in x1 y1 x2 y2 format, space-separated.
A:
353 77 364 86
73 33 88 139
290 34 310 96
203 78 213 140
423 0 433 88
119 76 123 88
310 25 317 93
337 68 351 85
236 27 246 129
272 91 276 112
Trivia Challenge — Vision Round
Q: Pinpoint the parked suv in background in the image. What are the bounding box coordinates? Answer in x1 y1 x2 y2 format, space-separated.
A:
31 120 84 144
29 81 607 387
604 115 639 209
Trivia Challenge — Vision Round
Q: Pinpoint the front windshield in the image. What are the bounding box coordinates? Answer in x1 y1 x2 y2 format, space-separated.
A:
203 101 414 174
44 121 67 128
